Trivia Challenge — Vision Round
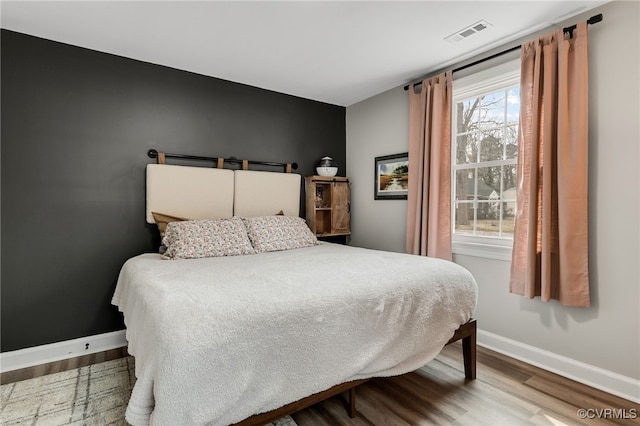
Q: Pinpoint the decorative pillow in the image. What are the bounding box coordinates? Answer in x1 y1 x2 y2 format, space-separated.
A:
162 217 255 259
241 215 318 253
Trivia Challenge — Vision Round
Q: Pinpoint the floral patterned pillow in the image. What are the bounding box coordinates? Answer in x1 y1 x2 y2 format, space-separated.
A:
162 217 255 259
152 211 188 238
242 215 318 253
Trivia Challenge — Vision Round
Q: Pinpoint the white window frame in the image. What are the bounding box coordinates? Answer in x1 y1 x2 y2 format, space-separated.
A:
451 60 520 261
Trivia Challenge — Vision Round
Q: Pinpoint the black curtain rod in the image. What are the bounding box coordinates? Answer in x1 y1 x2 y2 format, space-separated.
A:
404 13 603 91
147 149 298 171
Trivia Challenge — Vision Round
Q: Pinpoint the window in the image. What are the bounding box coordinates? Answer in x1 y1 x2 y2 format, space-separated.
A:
451 60 520 260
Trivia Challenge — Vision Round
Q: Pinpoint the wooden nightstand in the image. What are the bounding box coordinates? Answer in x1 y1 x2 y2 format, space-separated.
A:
305 176 350 242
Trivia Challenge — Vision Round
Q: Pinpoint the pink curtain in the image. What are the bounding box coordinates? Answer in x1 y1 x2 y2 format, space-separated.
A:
406 71 452 260
510 22 590 307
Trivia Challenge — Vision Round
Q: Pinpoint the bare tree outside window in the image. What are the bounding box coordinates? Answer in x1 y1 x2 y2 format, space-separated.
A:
453 86 520 238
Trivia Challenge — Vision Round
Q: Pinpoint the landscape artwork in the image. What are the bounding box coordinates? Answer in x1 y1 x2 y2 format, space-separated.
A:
374 153 409 200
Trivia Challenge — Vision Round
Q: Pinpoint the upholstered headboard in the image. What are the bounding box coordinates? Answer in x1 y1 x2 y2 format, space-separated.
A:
233 170 301 217
146 164 301 223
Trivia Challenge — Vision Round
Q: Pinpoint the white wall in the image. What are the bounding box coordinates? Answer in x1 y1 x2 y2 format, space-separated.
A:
346 0 639 399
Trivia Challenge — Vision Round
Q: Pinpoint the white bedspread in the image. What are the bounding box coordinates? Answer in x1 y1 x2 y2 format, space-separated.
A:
112 243 477 426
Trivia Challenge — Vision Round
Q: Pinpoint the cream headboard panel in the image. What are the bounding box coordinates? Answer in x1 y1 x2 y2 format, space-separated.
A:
146 164 234 223
233 170 301 217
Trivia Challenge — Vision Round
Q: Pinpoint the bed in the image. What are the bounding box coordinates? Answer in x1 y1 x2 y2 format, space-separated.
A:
112 152 478 426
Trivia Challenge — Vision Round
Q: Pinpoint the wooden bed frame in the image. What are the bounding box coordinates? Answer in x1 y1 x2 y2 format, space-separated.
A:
234 319 477 426
145 151 478 425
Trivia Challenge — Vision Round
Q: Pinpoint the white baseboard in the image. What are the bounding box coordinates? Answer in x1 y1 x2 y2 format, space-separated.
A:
1 330 127 373
477 329 640 404
3 328 638 404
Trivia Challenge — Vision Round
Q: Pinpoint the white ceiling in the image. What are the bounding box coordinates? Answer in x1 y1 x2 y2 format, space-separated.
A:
1 1 607 106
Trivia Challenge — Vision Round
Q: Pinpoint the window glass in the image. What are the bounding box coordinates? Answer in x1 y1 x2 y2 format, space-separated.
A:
452 65 520 243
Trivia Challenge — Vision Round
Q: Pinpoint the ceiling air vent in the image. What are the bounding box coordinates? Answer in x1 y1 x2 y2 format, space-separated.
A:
445 20 492 43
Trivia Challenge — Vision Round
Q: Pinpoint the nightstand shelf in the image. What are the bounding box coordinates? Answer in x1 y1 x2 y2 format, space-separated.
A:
305 176 350 238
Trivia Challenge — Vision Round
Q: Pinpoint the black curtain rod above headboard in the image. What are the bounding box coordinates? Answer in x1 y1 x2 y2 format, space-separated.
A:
147 149 298 172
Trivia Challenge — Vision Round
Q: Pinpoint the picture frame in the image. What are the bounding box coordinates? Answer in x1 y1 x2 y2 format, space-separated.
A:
374 153 409 200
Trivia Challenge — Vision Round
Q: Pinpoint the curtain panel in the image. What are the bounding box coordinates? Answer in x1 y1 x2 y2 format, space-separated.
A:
510 22 590 307
406 71 453 260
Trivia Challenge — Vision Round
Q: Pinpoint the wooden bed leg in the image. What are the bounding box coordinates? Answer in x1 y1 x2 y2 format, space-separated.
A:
462 320 477 380
447 319 477 381
347 387 357 418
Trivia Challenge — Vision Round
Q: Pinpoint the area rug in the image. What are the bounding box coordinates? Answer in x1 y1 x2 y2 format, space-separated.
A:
1 356 297 425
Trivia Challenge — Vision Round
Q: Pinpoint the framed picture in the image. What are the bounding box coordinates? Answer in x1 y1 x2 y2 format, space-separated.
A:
374 153 409 200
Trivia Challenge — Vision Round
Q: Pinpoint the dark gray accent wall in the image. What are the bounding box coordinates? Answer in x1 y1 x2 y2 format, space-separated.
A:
1 30 346 352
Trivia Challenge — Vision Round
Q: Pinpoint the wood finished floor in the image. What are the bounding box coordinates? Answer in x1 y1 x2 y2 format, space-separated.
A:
292 343 640 426
3 344 638 425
